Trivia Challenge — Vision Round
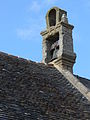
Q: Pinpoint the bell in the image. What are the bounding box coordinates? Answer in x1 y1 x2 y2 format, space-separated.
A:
52 48 58 60
50 40 59 50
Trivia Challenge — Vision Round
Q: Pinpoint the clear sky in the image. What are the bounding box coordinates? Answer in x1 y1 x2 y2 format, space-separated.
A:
0 0 90 79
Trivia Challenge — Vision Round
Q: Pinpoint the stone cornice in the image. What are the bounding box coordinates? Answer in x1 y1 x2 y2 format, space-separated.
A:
40 22 74 37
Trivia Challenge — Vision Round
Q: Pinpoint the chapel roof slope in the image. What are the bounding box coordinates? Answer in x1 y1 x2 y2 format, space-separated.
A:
0 52 90 120
75 75 90 89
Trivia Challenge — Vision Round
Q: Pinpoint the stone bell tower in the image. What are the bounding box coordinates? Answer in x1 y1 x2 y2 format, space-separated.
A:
40 7 76 73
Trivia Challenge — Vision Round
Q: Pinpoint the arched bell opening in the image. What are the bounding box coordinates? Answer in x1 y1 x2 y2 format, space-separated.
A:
49 9 56 27
46 32 59 62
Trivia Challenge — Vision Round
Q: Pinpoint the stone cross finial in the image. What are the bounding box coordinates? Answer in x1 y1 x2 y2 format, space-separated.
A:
61 14 68 23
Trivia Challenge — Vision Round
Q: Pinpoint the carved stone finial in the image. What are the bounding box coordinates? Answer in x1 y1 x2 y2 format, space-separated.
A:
61 14 68 23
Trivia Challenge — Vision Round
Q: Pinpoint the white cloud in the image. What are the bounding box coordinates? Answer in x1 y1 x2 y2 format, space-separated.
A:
28 1 41 12
17 28 32 40
16 24 42 41
46 0 58 5
28 0 59 13
17 0 59 40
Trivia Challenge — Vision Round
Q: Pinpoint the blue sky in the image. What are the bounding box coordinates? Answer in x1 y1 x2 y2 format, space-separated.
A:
0 0 90 79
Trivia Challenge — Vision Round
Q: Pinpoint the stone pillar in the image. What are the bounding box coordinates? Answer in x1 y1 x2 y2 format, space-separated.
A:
54 22 76 73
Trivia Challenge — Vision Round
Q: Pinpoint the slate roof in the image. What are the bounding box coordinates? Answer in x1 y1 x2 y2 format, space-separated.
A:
0 52 90 120
75 75 90 89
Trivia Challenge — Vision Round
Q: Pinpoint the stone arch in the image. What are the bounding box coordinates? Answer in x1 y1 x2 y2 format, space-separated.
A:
49 9 56 27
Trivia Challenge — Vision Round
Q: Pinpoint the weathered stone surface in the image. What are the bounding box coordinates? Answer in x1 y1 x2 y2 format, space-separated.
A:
0 52 90 119
53 64 90 101
41 7 76 73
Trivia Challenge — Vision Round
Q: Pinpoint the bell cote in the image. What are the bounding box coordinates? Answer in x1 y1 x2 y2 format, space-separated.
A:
40 7 76 73
46 7 67 28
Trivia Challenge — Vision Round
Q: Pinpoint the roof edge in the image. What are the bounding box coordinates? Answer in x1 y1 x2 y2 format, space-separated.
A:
51 63 90 101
